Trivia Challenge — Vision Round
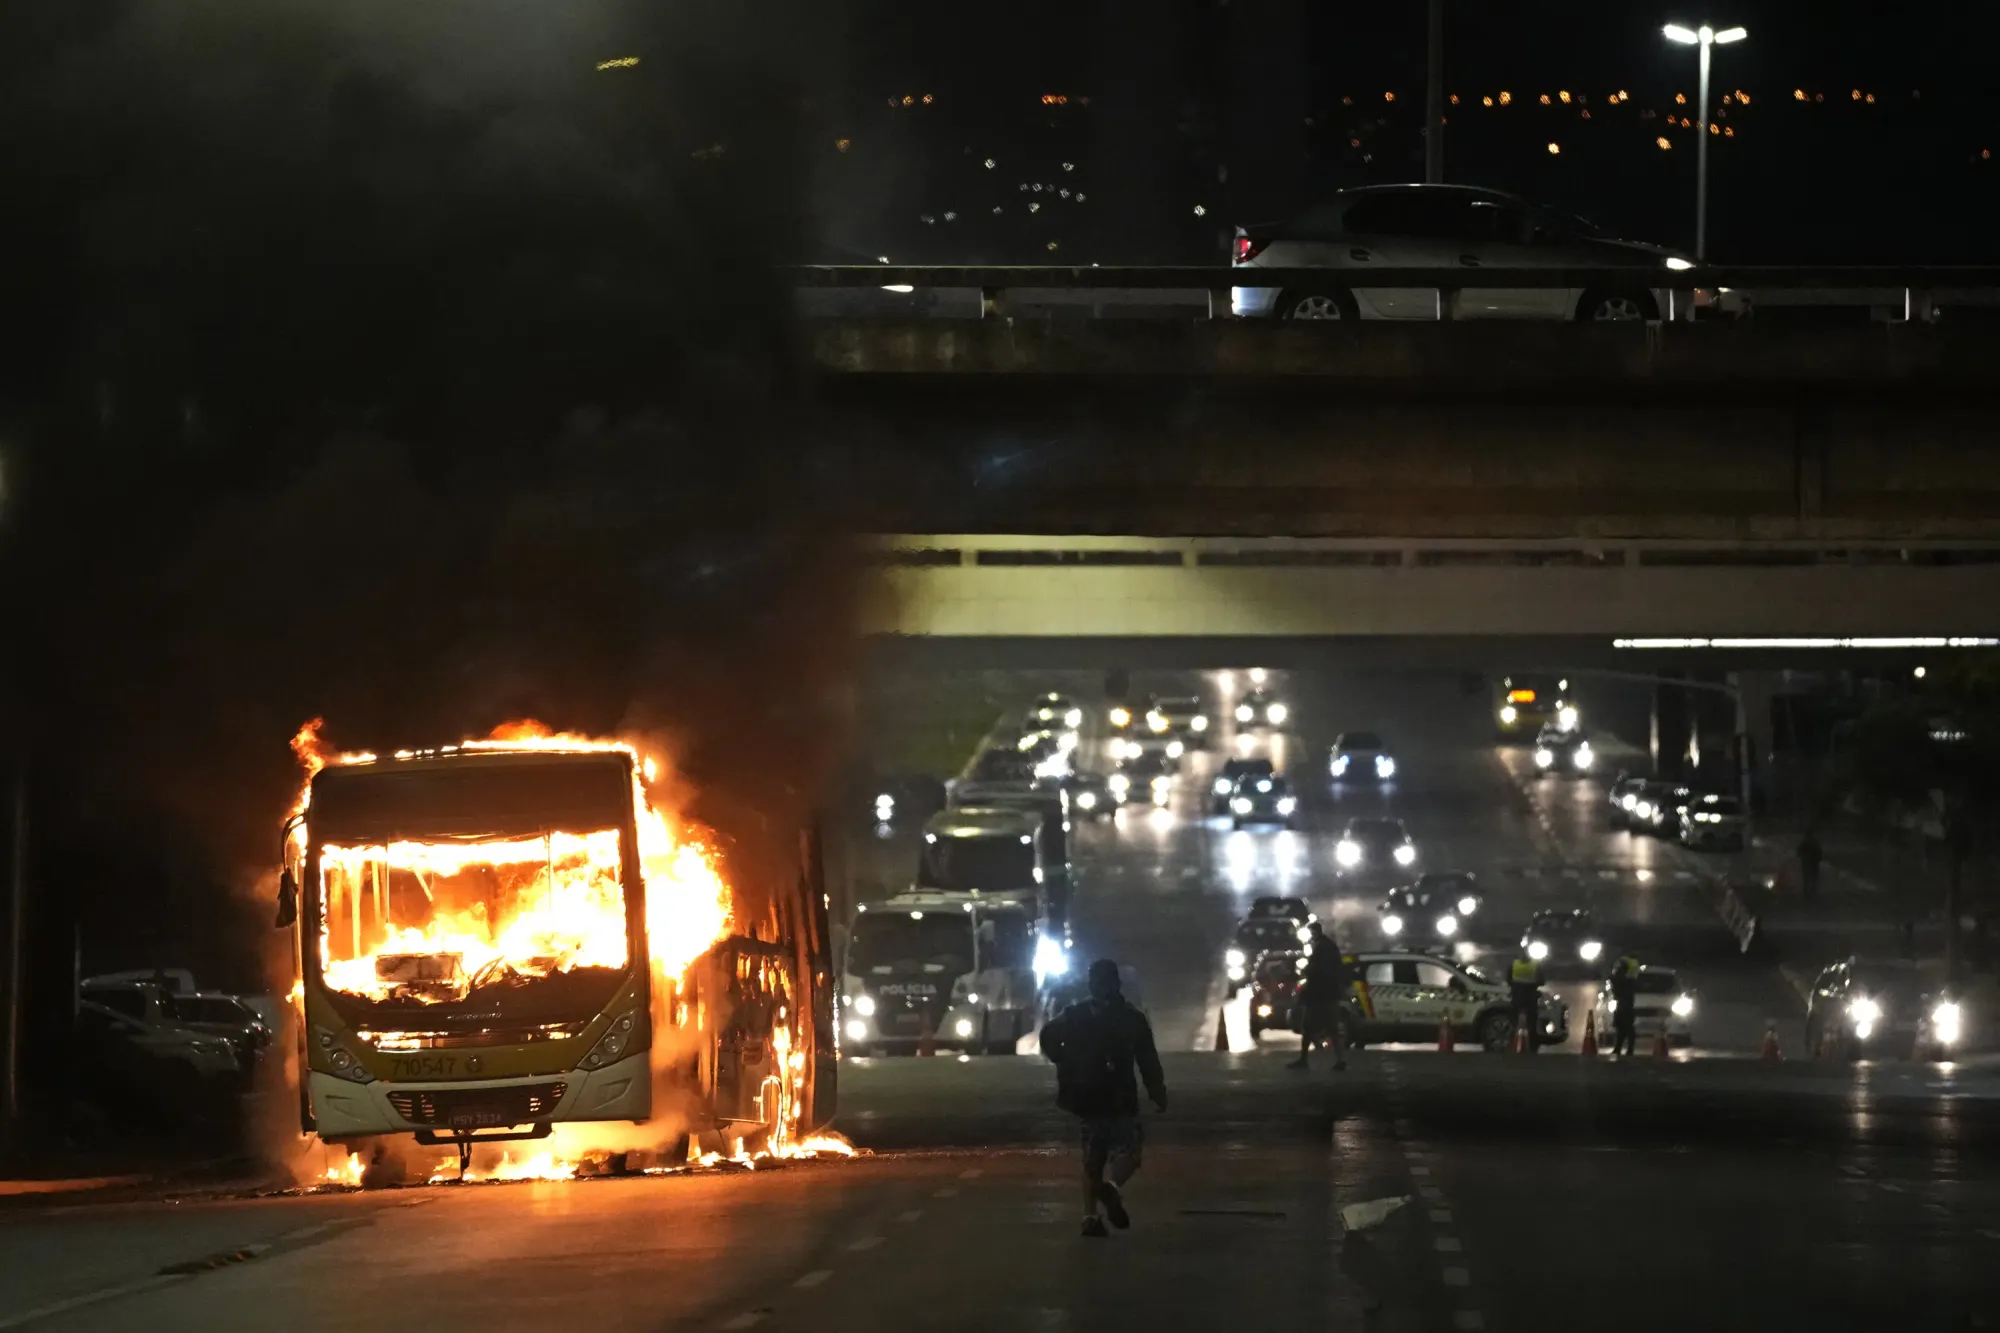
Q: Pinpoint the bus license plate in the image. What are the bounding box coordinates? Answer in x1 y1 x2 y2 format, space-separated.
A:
449 1108 509 1129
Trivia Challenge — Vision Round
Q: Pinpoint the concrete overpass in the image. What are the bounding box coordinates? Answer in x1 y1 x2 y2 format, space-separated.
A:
858 535 2000 660
798 267 2000 542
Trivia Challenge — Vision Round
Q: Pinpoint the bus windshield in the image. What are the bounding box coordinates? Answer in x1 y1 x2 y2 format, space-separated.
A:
918 834 1036 894
850 913 974 975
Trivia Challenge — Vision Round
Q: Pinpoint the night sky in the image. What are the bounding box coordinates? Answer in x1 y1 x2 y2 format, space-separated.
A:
815 0 2000 264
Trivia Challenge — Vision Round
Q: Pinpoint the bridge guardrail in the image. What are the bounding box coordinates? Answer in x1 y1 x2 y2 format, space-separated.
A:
792 264 2000 321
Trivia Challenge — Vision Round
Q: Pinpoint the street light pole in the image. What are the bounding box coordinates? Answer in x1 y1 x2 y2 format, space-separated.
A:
1663 23 1746 260
1424 0 1444 183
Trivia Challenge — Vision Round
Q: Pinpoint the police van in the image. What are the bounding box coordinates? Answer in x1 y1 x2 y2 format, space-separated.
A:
1340 952 1570 1051
840 891 1051 1056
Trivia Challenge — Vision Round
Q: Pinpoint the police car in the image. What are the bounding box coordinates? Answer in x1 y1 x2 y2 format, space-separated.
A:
1339 952 1569 1052
1590 965 1696 1048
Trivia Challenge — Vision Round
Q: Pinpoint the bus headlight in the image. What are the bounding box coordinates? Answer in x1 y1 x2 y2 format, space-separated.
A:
1671 994 1695 1018
1267 703 1289 725
1933 1001 1962 1044
1500 705 1518 725
316 1027 376 1084
581 1011 640 1070
1393 844 1417 866
1578 940 1603 962
1435 915 1458 936
1336 839 1361 867
1381 914 1404 935
854 994 876 1017
845 1019 870 1043
1527 940 1550 961
1035 936 1071 980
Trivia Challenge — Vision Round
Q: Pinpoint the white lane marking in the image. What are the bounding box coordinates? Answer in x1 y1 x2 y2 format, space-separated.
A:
721 1316 765 1330
276 1223 332 1243
0 1276 182 1330
1435 1236 1462 1252
1675 871 1695 881
1431 1209 1454 1224
793 1270 832 1289
1393 1118 1415 1133
1453 1312 1487 1331
1443 1267 1471 1287
1878 1182 1906 1194
933 1187 959 1198
848 1236 884 1251
959 1168 983 1179
896 1209 923 1222
1980 1228 2000 1241
1409 1165 1430 1176
1598 870 1617 880
1418 1185 1444 1202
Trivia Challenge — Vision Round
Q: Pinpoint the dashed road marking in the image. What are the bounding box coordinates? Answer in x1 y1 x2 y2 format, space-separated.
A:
896 1209 923 1222
848 1236 884 1251
793 1271 832 1289
959 1168 983 1179
720 1315 765 1330
1443 1267 1471 1287
934 1187 959 1198
1598 869 1617 880
1453 1312 1487 1330
1418 1185 1444 1202
1435 1236 1462 1252
1409 1165 1430 1176
276 1223 332 1243
1430 1209 1453 1224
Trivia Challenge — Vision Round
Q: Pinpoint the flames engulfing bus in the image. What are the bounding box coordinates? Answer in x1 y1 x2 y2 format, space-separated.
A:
278 727 835 1171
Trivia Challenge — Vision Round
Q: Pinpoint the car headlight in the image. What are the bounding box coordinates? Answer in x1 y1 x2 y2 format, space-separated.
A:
874 794 895 817
1848 997 1881 1027
1121 739 1143 760
1527 940 1550 961
1148 712 1169 733
853 994 877 1017
1191 715 1209 732
1500 705 1518 724
1665 256 1695 272
1393 844 1417 866
1065 708 1083 728
1267 703 1289 725
1534 748 1554 768
1375 755 1396 778
1225 947 1246 968
1457 896 1478 916
1236 704 1254 722
1558 706 1579 731
1381 915 1403 935
1620 794 1637 810
1573 746 1594 770
954 1019 975 1039
1166 740 1185 759
844 1018 869 1043
1633 801 1652 819
1331 754 1349 775
1933 1001 1962 1044
1336 839 1361 867
1435 915 1458 936
1671 994 1695 1018
1109 774 1130 796
1296 927 1312 944
1213 777 1232 795
1226 964 1245 981
1256 1003 1273 1017
1231 797 1253 814
1109 707 1131 728
1276 797 1297 815
1076 790 1098 810
1578 940 1603 961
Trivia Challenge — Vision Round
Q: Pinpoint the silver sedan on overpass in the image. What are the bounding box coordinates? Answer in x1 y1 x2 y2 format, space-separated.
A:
1231 183 1703 322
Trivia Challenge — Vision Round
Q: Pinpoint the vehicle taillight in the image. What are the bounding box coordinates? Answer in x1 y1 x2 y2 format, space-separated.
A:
1234 235 1266 264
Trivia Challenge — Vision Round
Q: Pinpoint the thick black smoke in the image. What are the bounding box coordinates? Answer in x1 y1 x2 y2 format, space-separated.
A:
0 0 856 1099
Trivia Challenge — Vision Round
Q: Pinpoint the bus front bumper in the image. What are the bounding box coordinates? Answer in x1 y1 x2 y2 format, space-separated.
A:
310 1049 652 1139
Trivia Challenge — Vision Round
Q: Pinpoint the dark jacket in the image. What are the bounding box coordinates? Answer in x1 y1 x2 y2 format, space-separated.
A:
1041 995 1166 1117
1299 943 1352 1012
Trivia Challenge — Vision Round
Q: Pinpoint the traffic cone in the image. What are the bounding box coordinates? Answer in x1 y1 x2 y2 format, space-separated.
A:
1437 1014 1455 1053
1651 1027 1671 1060
1760 1024 1782 1063
1511 1023 1528 1055
1214 1007 1230 1052
1579 1012 1598 1057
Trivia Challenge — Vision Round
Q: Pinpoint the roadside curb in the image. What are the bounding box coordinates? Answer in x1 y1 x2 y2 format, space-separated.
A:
0 1174 148 1198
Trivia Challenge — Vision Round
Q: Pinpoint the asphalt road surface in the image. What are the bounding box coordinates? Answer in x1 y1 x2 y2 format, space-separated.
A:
7 668 1997 1331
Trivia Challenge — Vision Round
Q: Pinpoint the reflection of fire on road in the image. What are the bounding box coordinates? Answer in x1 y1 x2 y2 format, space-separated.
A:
291 720 850 1186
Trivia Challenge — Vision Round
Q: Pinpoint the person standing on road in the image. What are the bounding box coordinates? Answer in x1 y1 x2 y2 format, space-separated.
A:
1288 922 1352 1072
1040 958 1167 1239
1609 954 1640 1056
1509 954 1543 1049
1798 830 1823 903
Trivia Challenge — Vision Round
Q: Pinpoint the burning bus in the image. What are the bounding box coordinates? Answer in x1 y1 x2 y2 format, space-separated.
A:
278 723 836 1175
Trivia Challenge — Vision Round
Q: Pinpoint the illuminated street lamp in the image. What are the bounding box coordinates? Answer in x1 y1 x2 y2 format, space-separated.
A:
1663 23 1746 259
